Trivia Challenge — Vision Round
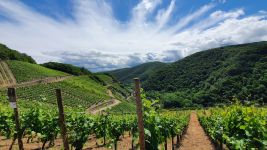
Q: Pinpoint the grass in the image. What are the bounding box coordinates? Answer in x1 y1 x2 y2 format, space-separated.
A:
7 60 68 83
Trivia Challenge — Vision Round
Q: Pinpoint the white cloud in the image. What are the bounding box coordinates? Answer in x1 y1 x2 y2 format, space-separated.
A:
156 0 176 30
0 0 266 71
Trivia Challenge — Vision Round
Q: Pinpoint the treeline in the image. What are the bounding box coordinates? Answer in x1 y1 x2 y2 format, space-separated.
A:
0 43 36 63
143 41 267 107
42 62 92 76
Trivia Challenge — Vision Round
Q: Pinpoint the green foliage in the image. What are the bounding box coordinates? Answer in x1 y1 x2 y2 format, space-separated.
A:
108 117 124 149
67 113 94 150
108 101 136 114
160 92 193 108
42 62 92 76
0 44 36 63
107 61 167 84
37 110 59 148
144 41 267 107
0 103 14 138
0 92 190 150
7 60 68 83
198 104 267 149
141 91 190 150
93 114 110 145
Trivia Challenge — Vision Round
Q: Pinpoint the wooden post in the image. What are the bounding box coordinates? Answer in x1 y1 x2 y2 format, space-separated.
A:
176 134 180 147
172 136 174 150
165 139 168 150
56 89 70 150
134 78 145 150
7 88 24 150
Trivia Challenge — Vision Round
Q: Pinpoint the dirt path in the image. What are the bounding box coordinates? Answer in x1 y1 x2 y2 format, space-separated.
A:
89 99 121 114
15 75 72 88
87 89 121 114
179 112 214 150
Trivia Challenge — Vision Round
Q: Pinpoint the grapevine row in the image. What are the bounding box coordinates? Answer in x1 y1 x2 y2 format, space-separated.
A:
0 101 189 150
198 104 267 149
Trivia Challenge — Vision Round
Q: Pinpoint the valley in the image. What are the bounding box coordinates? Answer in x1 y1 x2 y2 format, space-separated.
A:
0 42 266 150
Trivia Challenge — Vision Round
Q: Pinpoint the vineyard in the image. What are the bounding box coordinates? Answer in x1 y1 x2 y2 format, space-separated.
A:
0 76 109 110
0 60 135 113
7 61 68 83
198 102 267 149
0 93 190 150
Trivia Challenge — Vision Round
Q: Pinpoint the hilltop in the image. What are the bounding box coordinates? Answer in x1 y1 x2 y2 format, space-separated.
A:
0 43 35 63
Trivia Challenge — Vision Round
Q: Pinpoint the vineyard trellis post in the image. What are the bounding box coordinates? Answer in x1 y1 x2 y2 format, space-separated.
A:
56 89 70 150
134 78 145 150
7 87 24 150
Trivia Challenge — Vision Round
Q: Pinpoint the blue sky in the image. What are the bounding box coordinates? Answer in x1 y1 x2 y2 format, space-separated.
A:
0 0 267 71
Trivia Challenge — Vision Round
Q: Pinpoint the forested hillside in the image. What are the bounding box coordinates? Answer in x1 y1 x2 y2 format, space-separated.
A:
0 43 36 63
107 61 167 84
42 62 92 76
144 41 267 107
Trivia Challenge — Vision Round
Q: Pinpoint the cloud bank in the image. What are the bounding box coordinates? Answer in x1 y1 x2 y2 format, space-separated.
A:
0 0 267 71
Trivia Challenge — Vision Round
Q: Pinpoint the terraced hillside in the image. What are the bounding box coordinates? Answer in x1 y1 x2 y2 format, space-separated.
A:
7 60 69 83
0 60 135 111
0 61 16 87
0 76 110 109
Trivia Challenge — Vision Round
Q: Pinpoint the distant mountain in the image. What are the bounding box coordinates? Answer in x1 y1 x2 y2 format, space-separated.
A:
143 41 267 107
0 43 36 63
107 61 168 84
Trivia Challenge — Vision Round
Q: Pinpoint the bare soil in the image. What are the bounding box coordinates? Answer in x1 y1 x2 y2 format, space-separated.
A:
179 112 215 150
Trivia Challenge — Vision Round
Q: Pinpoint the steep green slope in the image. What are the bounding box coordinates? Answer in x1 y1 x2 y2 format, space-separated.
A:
95 73 131 99
144 42 267 107
7 60 69 83
0 43 36 63
95 73 118 85
107 61 167 84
